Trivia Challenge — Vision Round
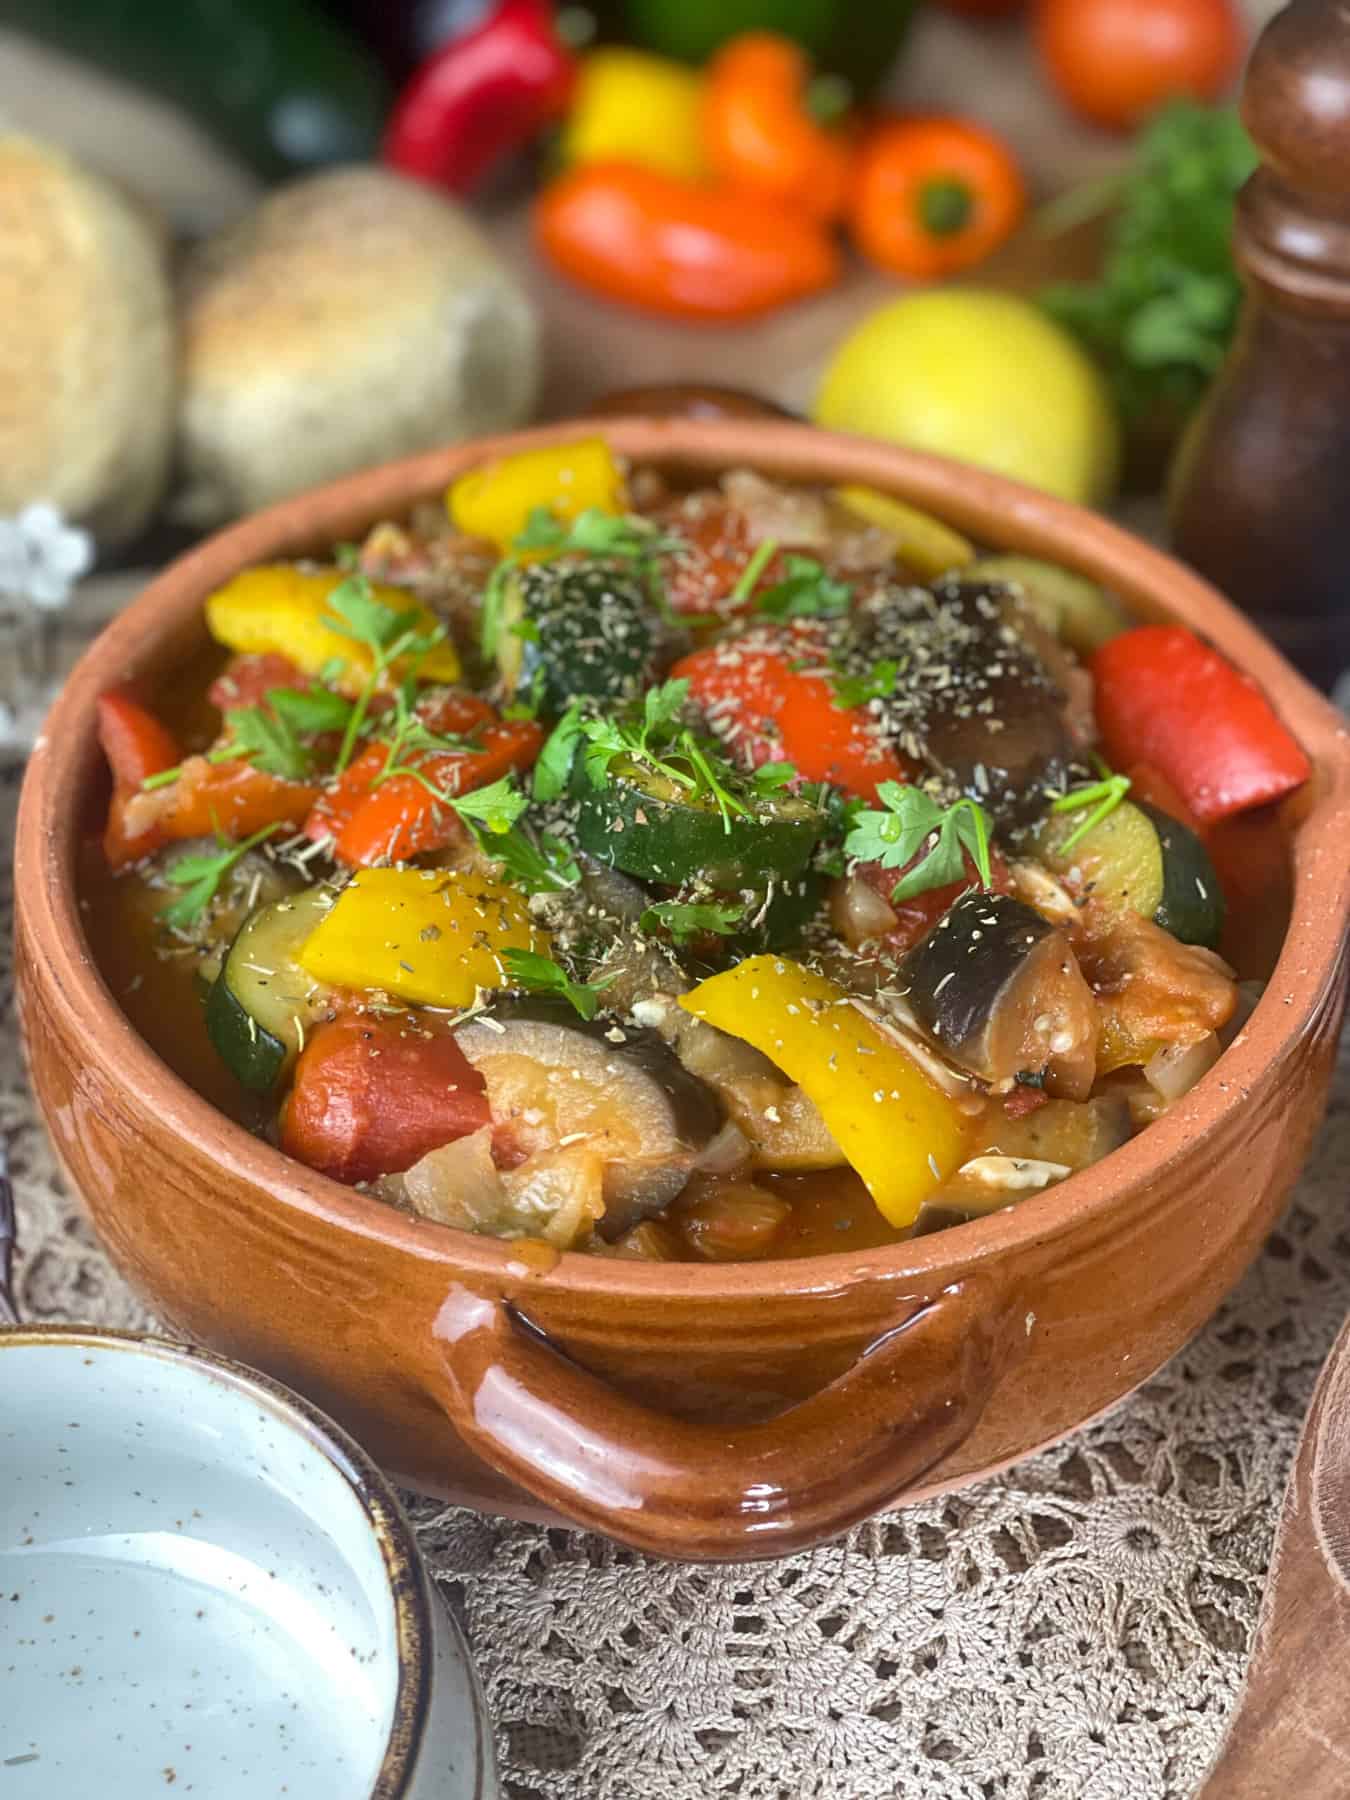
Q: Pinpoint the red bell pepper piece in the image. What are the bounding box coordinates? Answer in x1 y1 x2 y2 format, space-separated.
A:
1091 625 1311 825
280 1014 490 1186
382 0 576 195
97 689 182 869
207 653 307 713
673 623 913 802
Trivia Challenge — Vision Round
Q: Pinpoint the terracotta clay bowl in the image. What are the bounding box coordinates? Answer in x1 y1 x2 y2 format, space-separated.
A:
15 420 1350 1563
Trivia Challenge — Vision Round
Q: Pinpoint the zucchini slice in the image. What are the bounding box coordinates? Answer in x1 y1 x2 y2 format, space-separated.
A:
497 562 660 715
576 756 824 886
901 891 1098 1100
1035 799 1224 949
205 887 335 1090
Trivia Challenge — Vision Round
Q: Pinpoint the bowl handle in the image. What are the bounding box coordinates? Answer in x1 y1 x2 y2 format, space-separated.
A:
431 1279 1007 1559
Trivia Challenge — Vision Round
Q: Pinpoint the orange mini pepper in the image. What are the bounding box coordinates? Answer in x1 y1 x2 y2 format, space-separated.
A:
701 32 853 223
848 116 1026 280
533 161 840 321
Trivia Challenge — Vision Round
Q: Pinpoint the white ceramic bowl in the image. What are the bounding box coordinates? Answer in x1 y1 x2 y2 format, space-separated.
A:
0 1327 497 1799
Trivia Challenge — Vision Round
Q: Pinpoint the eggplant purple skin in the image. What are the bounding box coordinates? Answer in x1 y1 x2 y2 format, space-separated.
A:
900 891 1057 1075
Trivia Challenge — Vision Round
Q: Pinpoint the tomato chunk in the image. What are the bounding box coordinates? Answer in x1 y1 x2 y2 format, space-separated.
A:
207 653 307 712
280 1014 491 1186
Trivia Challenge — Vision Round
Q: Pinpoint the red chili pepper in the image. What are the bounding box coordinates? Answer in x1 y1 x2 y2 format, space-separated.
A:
383 0 577 195
673 623 913 801
1091 625 1311 825
533 162 841 321
280 1014 490 1186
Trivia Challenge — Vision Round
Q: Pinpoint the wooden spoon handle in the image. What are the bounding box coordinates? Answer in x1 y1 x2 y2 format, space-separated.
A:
1196 1313 1350 1796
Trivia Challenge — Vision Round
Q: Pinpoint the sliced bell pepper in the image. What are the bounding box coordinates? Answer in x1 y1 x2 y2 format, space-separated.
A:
1091 625 1310 825
833 485 975 581
204 565 460 695
116 756 320 857
321 717 543 867
673 623 913 801
680 955 969 1228
280 1013 491 1186
97 690 183 869
447 438 626 551
297 866 549 1009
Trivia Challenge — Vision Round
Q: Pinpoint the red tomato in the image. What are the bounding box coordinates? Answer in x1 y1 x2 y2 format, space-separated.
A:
280 1014 490 1186
1035 0 1244 131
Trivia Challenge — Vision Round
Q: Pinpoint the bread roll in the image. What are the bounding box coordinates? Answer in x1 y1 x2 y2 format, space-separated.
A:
175 167 539 525
0 135 176 546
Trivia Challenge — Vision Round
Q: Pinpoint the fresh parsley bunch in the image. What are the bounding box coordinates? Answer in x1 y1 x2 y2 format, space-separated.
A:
1041 102 1257 428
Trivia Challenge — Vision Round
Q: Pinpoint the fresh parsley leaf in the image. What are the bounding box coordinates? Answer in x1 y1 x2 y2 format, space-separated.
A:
159 823 280 930
268 685 354 736
639 899 745 945
481 823 581 894
1040 102 1256 426
222 706 310 781
512 506 683 562
533 703 585 800
1049 771 1132 852
844 782 993 903
333 542 361 572
323 575 424 654
514 506 567 550
752 761 798 793
728 537 779 609
756 556 852 620
502 667 548 722
643 677 690 736
831 659 898 711
500 949 617 1021
446 775 529 835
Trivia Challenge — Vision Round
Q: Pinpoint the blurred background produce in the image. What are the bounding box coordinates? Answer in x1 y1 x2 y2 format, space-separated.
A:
0 0 1279 594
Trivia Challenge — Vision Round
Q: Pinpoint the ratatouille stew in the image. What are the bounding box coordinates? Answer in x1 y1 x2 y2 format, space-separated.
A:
85 440 1311 1262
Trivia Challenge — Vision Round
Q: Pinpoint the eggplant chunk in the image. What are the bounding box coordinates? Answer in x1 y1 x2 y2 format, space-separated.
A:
454 996 723 1239
901 891 1097 1099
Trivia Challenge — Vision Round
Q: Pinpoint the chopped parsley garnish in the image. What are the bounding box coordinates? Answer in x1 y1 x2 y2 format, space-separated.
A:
532 701 586 801
831 658 899 711
480 822 580 894
322 573 447 774
845 782 993 902
756 556 852 620
1049 769 1132 853
500 949 617 1020
443 775 529 835
515 506 683 561
639 899 745 944
367 683 478 791
572 679 757 833
159 823 280 930
728 537 779 609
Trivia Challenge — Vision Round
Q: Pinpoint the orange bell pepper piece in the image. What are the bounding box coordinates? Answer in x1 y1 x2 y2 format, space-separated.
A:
848 116 1026 280
701 32 853 223
533 162 840 321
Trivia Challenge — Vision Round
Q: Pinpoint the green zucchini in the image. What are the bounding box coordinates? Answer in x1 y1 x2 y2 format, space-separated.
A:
1036 799 1224 948
497 563 660 717
205 887 334 1090
966 555 1127 655
577 756 824 886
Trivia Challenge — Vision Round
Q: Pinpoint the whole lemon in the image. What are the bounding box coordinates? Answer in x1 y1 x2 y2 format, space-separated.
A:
814 289 1120 507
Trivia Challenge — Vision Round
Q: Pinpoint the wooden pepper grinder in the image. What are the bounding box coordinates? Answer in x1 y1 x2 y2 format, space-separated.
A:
1169 0 1350 694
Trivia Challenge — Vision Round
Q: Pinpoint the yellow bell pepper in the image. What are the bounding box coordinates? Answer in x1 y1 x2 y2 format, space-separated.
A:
204 565 460 696
447 439 627 551
298 867 549 1010
834 486 975 581
561 50 708 181
680 955 969 1228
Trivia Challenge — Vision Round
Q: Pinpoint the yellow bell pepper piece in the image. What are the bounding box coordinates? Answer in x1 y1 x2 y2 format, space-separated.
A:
561 50 708 181
298 867 549 1010
447 439 627 551
205 565 460 696
680 955 969 1228
834 485 975 581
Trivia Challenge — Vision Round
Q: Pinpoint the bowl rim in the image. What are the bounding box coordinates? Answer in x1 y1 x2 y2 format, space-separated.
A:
16 416 1350 1303
0 1321 467 1798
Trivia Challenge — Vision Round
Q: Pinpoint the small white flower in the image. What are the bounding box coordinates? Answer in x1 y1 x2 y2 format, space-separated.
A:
0 503 94 610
